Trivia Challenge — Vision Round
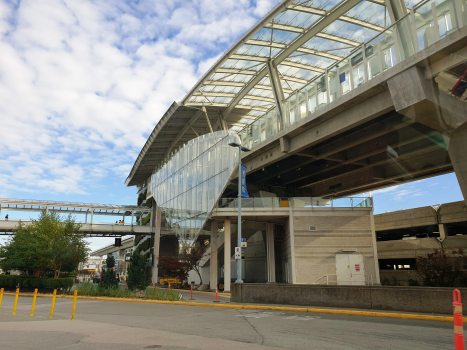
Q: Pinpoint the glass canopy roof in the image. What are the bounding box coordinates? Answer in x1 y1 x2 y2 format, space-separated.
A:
181 0 423 129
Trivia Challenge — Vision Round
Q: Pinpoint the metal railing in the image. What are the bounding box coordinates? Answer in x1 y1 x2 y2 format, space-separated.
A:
310 274 374 286
216 197 372 209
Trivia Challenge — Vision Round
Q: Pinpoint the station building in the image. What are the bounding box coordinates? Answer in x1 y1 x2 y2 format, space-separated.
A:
125 0 467 290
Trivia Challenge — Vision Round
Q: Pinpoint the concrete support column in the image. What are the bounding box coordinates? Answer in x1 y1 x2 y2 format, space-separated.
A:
224 220 231 292
449 123 467 205
288 211 297 284
439 223 447 241
266 223 276 283
152 205 161 284
210 222 218 290
370 211 381 285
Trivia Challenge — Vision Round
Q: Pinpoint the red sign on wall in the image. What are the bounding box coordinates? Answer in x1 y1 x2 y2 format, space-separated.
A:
355 264 360 271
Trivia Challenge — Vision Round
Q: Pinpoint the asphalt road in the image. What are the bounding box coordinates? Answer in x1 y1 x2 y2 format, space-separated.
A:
0 294 458 349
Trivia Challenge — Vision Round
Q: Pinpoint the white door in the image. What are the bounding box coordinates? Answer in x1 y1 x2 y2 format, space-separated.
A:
335 254 365 285
349 254 365 285
335 254 351 285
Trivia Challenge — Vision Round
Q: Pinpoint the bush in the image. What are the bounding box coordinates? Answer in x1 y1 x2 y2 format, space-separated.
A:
408 279 420 286
72 283 183 301
127 253 148 291
0 275 73 290
135 238 151 254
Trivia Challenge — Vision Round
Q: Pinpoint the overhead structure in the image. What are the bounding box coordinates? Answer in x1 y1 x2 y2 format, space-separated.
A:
126 0 413 187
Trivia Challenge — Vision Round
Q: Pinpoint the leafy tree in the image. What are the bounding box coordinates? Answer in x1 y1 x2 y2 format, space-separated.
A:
416 249 467 287
157 256 189 282
0 211 88 278
180 245 208 286
127 252 148 291
101 255 119 289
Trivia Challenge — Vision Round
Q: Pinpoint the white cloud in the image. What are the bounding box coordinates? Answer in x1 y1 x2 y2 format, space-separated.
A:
0 0 280 197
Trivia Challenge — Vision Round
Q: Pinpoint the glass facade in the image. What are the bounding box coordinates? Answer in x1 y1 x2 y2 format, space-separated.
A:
150 130 240 244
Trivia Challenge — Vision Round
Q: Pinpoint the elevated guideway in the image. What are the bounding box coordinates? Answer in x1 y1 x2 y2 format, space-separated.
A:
0 198 154 237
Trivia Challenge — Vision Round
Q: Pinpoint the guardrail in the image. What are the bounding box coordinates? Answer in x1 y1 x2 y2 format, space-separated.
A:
216 197 372 209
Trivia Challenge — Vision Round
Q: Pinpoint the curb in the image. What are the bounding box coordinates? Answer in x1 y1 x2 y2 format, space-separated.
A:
168 288 231 296
2 292 461 322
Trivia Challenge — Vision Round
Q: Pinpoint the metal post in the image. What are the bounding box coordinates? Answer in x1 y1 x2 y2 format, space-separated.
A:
131 210 134 226
325 69 330 105
236 147 243 283
90 209 94 225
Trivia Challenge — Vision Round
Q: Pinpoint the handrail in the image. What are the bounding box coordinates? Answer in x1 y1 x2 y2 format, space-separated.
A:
216 196 372 209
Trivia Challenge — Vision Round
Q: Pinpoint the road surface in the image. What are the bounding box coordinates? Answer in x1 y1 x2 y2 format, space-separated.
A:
0 294 457 349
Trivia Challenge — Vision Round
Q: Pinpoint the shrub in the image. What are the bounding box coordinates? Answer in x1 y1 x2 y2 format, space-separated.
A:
135 238 151 254
0 275 73 290
101 256 119 289
127 253 148 291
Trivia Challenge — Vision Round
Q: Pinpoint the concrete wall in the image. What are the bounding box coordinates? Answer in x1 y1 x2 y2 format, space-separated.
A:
290 208 378 285
231 283 467 314
374 201 467 231
377 235 467 259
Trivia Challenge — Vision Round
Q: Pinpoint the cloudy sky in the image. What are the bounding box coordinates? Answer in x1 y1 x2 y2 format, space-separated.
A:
0 0 464 250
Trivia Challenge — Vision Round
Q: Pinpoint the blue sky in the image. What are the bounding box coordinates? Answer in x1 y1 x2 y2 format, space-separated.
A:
0 0 464 250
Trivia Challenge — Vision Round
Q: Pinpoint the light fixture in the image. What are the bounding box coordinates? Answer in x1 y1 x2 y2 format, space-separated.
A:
403 234 410 237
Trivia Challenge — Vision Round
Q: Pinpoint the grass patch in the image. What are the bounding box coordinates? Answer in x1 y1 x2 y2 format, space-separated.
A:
144 287 183 301
71 283 184 301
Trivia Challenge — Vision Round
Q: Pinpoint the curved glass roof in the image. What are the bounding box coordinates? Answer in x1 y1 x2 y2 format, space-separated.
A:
127 0 427 187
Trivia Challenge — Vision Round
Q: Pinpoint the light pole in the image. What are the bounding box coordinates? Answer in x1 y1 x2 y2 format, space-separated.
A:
228 142 250 283
229 142 251 283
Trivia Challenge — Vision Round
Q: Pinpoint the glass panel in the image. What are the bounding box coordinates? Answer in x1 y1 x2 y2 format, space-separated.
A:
316 75 327 108
350 49 365 87
395 15 417 61
252 123 260 147
415 1 437 51
298 90 306 119
259 116 266 142
365 38 381 80
288 94 297 125
307 83 317 114
338 59 351 95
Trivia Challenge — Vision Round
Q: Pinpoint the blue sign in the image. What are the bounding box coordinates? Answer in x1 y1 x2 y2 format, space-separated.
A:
241 238 245 242
241 164 249 197
339 72 346 83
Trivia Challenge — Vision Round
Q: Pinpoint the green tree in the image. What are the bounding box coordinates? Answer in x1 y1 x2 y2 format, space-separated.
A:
127 253 148 291
101 255 119 288
0 210 88 277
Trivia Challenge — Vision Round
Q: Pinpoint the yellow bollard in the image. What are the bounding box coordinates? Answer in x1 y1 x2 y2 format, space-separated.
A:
71 290 78 321
49 289 57 319
12 288 19 315
30 289 38 317
0 288 4 309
